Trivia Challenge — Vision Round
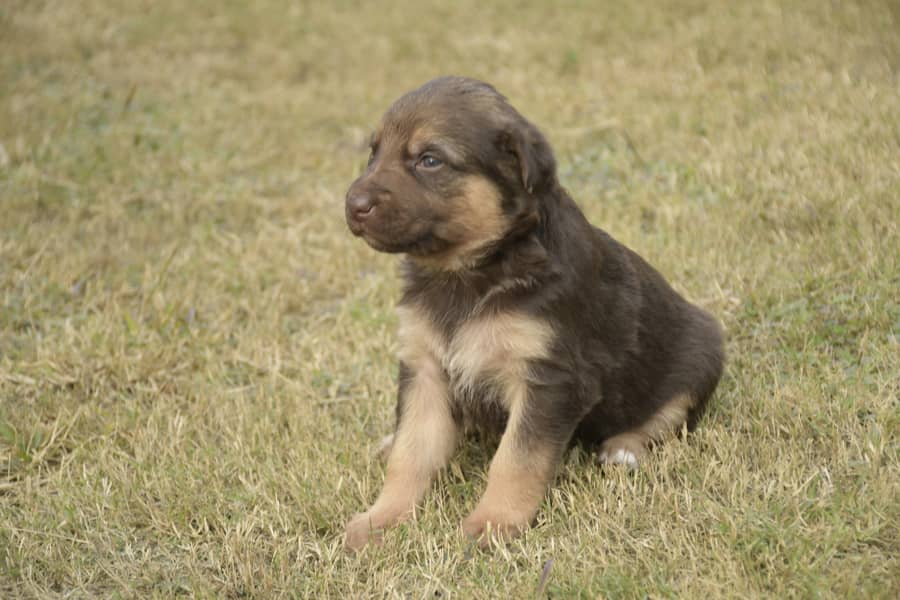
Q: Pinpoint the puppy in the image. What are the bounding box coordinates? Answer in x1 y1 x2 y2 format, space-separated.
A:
343 77 724 550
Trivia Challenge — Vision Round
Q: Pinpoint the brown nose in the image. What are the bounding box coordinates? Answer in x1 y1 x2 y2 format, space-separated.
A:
346 192 375 221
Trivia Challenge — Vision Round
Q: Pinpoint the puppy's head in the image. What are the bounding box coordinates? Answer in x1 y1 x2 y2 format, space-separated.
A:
345 77 556 269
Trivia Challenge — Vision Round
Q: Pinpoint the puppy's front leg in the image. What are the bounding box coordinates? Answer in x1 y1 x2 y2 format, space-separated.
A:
462 380 574 545
345 360 458 550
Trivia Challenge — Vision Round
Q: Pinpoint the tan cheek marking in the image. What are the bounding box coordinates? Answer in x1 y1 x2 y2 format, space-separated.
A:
453 176 508 252
414 175 508 271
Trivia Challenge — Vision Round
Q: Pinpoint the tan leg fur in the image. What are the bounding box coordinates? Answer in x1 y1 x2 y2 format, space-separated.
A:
598 392 695 468
344 310 458 551
461 381 560 545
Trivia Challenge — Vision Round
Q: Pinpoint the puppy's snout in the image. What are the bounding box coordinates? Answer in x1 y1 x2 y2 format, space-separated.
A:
346 191 376 222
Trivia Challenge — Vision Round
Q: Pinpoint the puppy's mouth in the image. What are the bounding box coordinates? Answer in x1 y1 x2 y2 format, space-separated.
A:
349 219 450 256
369 233 447 255
346 217 367 237
346 214 396 252
359 233 405 254
346 210 395 251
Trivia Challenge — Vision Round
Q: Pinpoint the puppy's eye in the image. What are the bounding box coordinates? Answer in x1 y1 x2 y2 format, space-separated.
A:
417 154 443 170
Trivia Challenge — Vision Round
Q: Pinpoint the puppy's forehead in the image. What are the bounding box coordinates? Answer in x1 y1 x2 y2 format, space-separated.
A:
373 118 461 161
390 77 504 121
374 113 471 162
375 77 509 150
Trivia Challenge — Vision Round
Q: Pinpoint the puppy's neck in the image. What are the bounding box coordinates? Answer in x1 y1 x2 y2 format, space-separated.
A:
406 248 489 274
403 225 552 286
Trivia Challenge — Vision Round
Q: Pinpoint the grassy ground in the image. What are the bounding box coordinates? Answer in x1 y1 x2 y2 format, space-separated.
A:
1 0 898 597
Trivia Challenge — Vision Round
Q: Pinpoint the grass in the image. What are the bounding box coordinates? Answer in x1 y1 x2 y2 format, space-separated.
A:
1 0 898 597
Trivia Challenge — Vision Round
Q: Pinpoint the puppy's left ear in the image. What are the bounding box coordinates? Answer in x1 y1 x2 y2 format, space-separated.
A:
499 121 557 194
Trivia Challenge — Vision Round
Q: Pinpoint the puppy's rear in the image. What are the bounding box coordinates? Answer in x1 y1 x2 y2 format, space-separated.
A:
344 77 724 549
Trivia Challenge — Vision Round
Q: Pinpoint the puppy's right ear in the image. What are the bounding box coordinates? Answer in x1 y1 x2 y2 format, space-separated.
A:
498 121 557 194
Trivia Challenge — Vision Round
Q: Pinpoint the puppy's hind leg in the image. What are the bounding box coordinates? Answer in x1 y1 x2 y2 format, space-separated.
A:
597 393 694 469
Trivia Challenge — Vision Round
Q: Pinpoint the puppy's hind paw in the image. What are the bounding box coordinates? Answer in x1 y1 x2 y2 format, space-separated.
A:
597 434 646 470
598 447 640 469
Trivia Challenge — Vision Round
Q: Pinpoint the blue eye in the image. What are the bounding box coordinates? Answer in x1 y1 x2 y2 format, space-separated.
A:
418 154 443 169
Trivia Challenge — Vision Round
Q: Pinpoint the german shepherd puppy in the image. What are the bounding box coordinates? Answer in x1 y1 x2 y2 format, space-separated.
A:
344 77 724 549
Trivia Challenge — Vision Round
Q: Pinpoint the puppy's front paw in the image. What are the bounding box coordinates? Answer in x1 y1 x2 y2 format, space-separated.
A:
461 508 529 547
344 512 384 551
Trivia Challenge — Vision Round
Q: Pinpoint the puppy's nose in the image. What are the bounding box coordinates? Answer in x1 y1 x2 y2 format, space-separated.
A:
347 192 375 220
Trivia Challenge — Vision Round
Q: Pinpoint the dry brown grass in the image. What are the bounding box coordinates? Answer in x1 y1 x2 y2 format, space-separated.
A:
1 0 898 597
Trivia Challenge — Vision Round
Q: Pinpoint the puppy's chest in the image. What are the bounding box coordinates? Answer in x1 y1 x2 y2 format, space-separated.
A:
396 306 552 412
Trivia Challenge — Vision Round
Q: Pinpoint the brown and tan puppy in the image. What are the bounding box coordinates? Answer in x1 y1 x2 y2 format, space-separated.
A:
343 77 724 550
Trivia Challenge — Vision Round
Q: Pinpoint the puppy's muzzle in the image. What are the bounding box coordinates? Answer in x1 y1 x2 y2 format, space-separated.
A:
345 190 377 233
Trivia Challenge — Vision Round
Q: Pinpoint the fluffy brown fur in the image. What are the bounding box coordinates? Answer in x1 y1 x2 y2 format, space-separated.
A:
343 77 724 550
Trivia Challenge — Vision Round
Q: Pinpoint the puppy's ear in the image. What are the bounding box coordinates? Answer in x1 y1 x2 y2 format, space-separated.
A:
498 121 556 194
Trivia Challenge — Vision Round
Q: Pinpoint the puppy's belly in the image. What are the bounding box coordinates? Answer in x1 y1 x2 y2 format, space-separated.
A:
450 381 510 439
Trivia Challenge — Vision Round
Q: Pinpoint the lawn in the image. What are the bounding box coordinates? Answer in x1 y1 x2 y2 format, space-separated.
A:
1 0 898 597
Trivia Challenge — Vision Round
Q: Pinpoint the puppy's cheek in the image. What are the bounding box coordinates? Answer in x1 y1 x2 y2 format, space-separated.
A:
368 207 432 250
